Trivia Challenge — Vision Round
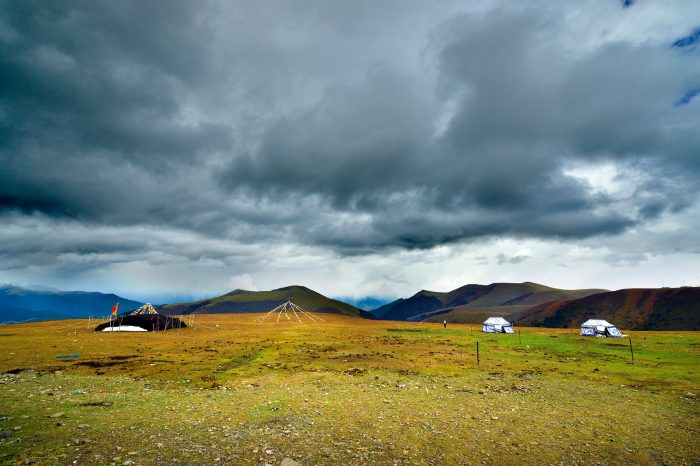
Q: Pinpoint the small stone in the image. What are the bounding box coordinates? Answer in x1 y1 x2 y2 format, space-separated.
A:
127 451 137 456
491 416 499 420
49 412 64 418
122 461 133 466
280 459 301 466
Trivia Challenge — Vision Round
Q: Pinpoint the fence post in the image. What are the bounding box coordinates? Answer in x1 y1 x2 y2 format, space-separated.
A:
628 337 635 364
476 341 480 365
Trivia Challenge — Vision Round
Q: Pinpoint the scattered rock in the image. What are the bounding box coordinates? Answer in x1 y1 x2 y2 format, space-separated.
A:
48 412 64 418
280 458 301 466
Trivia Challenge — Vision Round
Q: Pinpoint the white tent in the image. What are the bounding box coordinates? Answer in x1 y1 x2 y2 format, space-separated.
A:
579 319 624 338
482 317 514 334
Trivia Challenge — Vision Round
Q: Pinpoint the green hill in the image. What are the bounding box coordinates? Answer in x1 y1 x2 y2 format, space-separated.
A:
159 285 374 319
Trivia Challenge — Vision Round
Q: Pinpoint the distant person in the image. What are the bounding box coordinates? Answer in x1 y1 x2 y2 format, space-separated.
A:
443 320 447 328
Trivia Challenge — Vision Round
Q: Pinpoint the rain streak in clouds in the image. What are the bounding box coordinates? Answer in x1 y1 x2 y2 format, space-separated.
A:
1 0 699 300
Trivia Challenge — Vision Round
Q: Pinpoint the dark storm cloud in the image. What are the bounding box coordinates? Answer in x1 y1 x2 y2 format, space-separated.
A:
1 0 699 269
220 6 700 250
0 0 235 230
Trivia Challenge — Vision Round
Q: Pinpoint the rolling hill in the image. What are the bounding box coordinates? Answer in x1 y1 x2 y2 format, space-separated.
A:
0 284 142 322
373 282 607 322
516 286 700 330
159 285 374 319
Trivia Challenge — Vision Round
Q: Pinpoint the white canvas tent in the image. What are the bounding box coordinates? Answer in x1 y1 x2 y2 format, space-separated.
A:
482 317 514 334
101 325 147 332
579 319 624 338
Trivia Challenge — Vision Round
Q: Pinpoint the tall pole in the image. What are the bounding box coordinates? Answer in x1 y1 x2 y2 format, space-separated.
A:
476 341 480 365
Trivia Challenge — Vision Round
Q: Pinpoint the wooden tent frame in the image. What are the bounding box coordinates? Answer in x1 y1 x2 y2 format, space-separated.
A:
255 300 324 323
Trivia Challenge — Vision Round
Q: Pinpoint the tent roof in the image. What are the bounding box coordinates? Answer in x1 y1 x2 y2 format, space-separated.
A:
483 317 511 325
130 303 158 315
581 319 615 327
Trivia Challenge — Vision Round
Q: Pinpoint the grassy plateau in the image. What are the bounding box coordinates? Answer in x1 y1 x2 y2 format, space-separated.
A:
0 314 698 465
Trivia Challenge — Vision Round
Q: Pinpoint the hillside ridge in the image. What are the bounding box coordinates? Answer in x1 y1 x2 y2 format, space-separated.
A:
516 286 700 330
0 284 143 321
160 286 374 319
375 281 607 322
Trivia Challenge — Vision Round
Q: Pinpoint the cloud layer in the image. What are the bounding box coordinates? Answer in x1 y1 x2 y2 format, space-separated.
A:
1 0 699 297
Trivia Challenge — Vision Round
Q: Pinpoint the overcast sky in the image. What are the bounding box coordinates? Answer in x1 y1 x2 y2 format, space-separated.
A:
1 0 699 303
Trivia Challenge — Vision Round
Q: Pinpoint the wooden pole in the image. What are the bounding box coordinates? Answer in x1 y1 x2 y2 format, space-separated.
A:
476 341 480 365
518 329 522 345
628 337 635 364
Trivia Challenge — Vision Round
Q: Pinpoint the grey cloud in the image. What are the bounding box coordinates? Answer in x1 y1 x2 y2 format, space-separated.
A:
216 6 700 251
496 254 529 265
220 66 435 209
0 0 699 278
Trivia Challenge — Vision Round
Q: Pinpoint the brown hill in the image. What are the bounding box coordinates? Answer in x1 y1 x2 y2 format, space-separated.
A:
516 287 700 330
373 282 606 322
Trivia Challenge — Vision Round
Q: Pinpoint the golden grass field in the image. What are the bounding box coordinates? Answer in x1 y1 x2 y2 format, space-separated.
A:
0 314 698 465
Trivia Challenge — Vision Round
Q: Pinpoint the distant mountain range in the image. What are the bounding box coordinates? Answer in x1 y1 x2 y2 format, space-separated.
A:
516 287 700 330
0 284 142 322
372 282 700 330
159 285 374 319
1 282 697 330
373 282 606 322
